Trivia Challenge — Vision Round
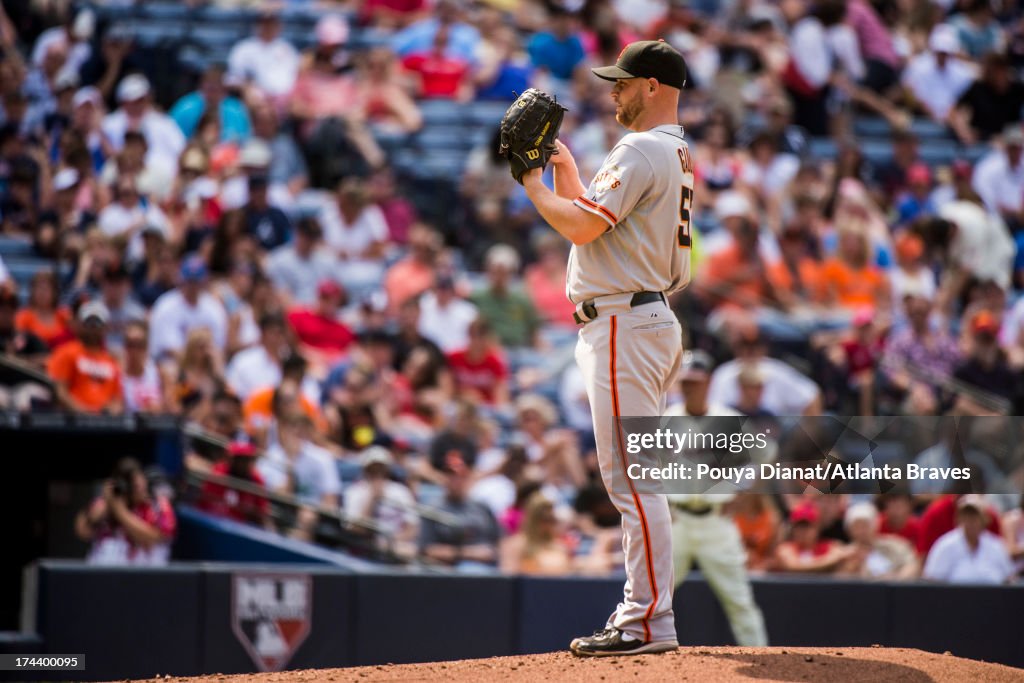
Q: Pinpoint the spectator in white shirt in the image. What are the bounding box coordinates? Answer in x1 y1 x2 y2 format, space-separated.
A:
344 446 419 559
97 175 168 261
225 312 291 401
923 495 1015 585
227 9 301 101
901 25 976 123
971 124 1024 229
149 257 228 360
101 74 185 176
259 411 342 540
708 328 823 416
417 275 478 354
266 217 341 307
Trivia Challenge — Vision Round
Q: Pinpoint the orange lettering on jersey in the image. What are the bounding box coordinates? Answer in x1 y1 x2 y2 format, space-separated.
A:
677 147 693 175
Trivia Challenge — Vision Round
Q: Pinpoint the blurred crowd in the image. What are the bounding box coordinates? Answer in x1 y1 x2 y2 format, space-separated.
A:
1 0 1023 581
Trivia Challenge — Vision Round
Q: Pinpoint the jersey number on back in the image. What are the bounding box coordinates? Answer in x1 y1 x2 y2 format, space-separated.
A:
677 186 692 248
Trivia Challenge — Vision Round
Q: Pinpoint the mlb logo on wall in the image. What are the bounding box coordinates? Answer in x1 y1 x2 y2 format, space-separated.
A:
232 573 313 671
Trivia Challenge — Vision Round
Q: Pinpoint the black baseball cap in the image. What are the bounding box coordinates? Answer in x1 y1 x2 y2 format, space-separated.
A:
592 40 687 90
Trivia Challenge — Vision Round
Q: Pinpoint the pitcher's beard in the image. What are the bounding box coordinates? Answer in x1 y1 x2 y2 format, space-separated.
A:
615 95 643 128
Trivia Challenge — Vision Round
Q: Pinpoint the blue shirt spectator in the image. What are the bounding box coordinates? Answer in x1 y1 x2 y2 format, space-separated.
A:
169 65 251 143
526 13 584 81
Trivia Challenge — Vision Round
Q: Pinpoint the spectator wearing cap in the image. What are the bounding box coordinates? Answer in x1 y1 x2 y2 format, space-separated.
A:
226 312 293 401
698 192 794 329
266 217 341 308
889 232 936 311
290 15 359 123
30 9 93 75
666 350 737 417
950 310 1021 415
67 86 109 174
708 326 823 416
199 441 271 529
227 8 300 100
16 270 73 349
470 244 541 349
242 173 291 251
918 493 1002 556
99 128 173 203
514 393 585 494
774 501 852 573
36 167 93 256
971 124 1024 232
879 287 958 414
383 222 442 312
895 164 937 226
923 495 1014 584
839 502 919 579
287 280 356 369
217 138 279 211
101 74 185 175
170 64 252 143
901 24 975 124
120 319 165 413
98 262 145 355
149 257 228 360
344 446 420 559
949 53 1024 145
418 273 479 354
46 300 122 413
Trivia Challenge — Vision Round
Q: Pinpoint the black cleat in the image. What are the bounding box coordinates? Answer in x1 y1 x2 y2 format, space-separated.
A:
569 627 678 657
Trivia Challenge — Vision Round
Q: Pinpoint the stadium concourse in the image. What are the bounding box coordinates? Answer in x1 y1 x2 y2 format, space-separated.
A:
123 648 1024 682
2 0 1024 594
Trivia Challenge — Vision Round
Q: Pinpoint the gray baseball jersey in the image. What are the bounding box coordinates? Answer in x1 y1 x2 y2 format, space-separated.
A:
568 124 694 304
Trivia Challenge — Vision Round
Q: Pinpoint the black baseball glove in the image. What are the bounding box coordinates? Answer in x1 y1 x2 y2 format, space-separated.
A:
498 88 568 184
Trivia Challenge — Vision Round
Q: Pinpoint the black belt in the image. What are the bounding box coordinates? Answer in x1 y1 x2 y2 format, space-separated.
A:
573 291 665 326
672 502 715 516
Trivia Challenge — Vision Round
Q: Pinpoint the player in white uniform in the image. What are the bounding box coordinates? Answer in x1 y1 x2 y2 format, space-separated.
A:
521 40 691 656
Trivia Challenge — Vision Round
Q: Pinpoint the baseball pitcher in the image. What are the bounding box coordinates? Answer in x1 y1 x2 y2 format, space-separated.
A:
502 40 691 656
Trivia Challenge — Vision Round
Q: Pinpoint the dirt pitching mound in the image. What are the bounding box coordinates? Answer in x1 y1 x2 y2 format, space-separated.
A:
129 646 1024 682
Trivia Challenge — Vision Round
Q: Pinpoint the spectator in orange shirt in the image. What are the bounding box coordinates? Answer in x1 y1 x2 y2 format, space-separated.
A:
47 301 123 413
820 220 891 312
698 192 794 316
384 222 441 312
16 270 74 349
243 354 326 445
524 232 576 330
777 218 826 305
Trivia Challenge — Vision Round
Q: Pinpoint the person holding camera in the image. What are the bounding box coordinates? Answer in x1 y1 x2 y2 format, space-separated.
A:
75 457 176 566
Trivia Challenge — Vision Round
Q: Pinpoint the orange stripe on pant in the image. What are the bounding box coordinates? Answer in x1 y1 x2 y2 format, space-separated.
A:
609 315 658 643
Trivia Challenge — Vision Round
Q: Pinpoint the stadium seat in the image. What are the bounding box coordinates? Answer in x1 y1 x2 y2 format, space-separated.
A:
0 237 34 258
140 3 193 21
418 100 466 127
909 118 951 140
918 141 958 166
414 127 475 152
466 101 512 128
4 259 53 288
852 117 891 138
860 138 895 165
807 137 838 160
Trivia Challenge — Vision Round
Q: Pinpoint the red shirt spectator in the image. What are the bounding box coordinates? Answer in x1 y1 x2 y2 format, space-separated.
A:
200 443 270 526
918 494 1001 555
287 280 356 362
402 27 470 100
447 319 509 405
